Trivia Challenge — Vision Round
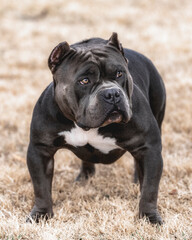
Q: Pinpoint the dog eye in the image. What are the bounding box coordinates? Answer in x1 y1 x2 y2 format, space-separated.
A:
79 78 89 85
116 71 123 78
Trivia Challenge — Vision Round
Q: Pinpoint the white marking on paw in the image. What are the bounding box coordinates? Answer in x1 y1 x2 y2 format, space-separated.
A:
58 125 121 154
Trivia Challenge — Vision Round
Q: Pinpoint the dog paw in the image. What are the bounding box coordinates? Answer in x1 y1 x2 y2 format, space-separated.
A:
26 206 53 223
75 172 91 182
140 210 163 225
75 169 95 182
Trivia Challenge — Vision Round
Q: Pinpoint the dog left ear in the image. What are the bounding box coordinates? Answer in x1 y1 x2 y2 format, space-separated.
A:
48 41 73 73
108 32 127 62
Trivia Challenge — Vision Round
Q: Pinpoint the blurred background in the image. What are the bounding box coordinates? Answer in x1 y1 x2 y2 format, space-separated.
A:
0 0 192 239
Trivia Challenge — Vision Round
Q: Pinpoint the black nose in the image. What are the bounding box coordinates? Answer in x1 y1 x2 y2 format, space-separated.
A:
103 88 121 104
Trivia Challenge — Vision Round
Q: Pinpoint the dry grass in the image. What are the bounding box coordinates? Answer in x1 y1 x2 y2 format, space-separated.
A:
0 0 192 239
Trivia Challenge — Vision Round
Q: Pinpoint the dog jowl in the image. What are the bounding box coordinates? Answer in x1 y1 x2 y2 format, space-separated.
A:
26 33 166 224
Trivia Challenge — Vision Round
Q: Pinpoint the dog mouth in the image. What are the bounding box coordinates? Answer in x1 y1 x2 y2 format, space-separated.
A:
76 105 131 131
76 110 124 131
101 110 123 127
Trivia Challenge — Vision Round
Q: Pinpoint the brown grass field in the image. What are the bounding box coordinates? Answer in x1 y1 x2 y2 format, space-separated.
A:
0 0 192 239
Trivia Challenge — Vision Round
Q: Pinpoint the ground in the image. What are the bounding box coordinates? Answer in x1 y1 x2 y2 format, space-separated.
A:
0 0 192 239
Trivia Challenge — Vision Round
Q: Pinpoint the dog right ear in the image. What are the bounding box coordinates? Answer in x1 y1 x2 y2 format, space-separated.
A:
48 41 72 73
108 32 128 63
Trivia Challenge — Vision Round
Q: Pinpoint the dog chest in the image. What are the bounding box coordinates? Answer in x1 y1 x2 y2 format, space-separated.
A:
58 125 120 154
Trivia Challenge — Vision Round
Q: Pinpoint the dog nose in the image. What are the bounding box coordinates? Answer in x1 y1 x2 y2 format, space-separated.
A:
103 88 121 104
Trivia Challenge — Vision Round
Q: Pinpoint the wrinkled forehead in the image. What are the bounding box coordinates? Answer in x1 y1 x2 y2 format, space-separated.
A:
73 45 126 71
91 45 123 61
56 44 126 78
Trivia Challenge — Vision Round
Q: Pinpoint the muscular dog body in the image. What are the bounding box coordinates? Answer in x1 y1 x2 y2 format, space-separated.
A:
27 33 166 224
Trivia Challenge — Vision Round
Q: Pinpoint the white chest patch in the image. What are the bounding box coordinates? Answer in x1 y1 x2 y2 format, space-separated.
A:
58 125 120 154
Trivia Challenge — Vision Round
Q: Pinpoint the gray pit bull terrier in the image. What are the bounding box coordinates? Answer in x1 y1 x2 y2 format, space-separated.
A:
27 33 166 224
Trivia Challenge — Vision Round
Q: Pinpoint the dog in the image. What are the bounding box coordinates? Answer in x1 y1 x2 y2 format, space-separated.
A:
26 33 166 224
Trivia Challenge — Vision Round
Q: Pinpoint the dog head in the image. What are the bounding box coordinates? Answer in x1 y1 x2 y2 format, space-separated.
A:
48 33 133 130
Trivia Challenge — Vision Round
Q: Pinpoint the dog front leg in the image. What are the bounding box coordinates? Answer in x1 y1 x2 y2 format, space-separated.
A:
26 142 55 222
133 147 163 224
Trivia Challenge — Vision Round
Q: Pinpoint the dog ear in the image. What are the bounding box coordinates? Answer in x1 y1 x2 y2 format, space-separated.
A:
108 32 127 62
48 41 71 73
108 32 123 53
